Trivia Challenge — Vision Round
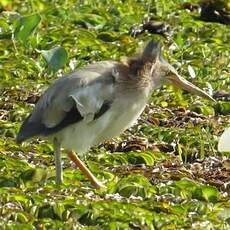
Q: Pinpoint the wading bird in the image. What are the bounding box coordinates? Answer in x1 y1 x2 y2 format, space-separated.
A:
16 41 215 188
218 127 230 152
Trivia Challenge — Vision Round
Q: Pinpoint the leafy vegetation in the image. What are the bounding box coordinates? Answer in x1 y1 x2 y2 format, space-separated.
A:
0 0 229 229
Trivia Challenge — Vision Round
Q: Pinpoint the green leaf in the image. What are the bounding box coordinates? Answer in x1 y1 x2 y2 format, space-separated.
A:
127 152 155 166
97 32 117 42
20 168 47 183
14 14 41 43
191 105 215 116
38 204 56 219
215 101 230 115
115 175 156 198
192 185 220 203
53 203 65 220
0 177 18 187
40 46 68 72
15 212 29 223
201 186 219 203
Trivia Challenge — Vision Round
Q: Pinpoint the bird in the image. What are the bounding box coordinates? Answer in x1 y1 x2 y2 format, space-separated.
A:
16 40 215 188
218 127 230 152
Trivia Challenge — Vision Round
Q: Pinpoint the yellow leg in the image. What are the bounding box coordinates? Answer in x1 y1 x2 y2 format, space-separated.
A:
67 151 105 189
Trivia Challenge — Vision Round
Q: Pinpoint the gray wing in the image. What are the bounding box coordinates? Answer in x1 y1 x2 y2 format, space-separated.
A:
16 61 117 143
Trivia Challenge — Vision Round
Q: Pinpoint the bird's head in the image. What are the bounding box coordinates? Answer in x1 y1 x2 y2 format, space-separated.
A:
122 40 215 101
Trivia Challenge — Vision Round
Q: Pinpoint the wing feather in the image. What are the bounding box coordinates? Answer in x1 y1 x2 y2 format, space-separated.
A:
16 61 117 143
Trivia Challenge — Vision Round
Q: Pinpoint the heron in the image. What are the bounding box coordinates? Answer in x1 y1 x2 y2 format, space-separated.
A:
218 127 230 152
16 40 215 188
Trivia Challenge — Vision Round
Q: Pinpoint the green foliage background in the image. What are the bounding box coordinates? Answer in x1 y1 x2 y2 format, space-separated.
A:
0 0 229 229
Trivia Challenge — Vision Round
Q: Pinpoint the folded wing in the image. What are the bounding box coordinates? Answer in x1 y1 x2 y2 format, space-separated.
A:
16 61 116 143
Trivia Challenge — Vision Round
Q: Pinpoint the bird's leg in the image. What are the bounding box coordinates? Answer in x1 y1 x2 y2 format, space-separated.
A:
67 151 105 189
53 138 63 185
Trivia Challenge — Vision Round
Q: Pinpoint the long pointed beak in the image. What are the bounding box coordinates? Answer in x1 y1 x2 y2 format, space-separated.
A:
167 71 216 102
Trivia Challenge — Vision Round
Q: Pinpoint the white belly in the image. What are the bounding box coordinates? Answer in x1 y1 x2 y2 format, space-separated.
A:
57 95 148 156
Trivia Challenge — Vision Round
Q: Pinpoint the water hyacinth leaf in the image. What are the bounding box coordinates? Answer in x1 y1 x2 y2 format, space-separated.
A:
20 168 47 183
191 105 215 116
125 152 154 165
15 212 29 223
14 14 41 43
0 32 11 40
12 195 29 204
174 179 197 192
74 13 106 28
40 46 68 72
115 175 156 198
0 177 18 187
215 101 230 115
97 32 117 42
0 18 10 30
201 186 219 203
53 203 65 220
20 168 35 181
38 204 56 219
218 207 230 221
